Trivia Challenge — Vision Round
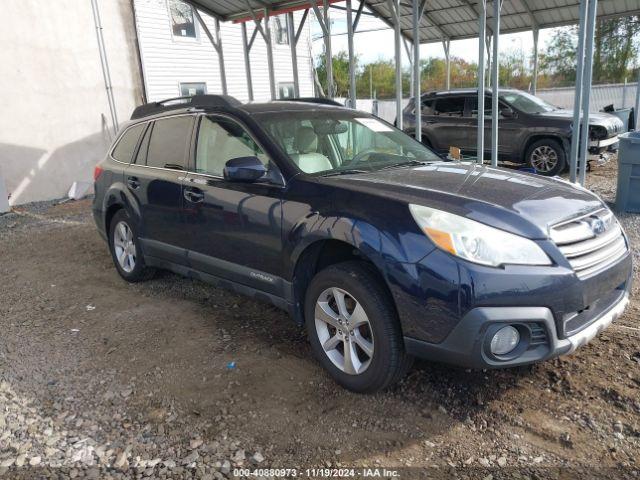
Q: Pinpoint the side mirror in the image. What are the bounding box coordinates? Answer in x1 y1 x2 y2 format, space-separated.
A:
501 108 516 119
223 156 267 183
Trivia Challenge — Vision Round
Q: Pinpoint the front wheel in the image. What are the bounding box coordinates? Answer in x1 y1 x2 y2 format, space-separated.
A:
304 261 412 393
526 138 567 176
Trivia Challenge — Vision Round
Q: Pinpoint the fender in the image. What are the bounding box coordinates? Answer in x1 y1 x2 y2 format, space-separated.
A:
519 131 570 162
283 209 436 282
101 181 142 232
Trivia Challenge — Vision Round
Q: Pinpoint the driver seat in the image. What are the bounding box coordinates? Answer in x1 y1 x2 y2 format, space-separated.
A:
290 127 332 173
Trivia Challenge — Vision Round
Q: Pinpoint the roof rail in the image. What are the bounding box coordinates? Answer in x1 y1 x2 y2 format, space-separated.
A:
279 97 345 107
131 94 242 120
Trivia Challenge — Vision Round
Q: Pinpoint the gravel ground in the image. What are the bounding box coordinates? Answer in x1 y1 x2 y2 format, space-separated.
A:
0 159 639 479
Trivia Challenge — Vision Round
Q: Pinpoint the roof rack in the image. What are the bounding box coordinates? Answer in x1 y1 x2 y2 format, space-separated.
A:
130 94 242 120
278 97 345 107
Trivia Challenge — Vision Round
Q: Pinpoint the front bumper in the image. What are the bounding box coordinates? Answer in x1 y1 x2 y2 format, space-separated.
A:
404 287 630 369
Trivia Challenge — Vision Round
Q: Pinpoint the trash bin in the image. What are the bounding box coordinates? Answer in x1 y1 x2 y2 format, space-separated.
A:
615 130 640 213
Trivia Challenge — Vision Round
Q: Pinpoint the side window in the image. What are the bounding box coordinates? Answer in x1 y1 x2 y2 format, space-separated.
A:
111 124 145 163
420 99 435 115
468 96 510 118
434 97 465 117
146 116 193 169
195 116 268 177
133 123 152 165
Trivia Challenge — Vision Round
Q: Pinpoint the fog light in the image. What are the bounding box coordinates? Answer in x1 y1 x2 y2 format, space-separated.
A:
490 326 520 355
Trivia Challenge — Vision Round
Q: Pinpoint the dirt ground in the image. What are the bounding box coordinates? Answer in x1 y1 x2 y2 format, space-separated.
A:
0 159 639 479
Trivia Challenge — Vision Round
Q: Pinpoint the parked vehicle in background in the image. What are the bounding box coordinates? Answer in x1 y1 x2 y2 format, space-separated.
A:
93 95 631 393
402 89 624 176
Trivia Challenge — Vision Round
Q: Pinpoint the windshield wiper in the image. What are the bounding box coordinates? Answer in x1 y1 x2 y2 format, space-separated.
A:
321 169 369 177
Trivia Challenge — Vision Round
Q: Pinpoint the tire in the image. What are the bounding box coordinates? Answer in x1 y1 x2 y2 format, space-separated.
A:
525 138 567 176
108 209 155 282
304 261 413 393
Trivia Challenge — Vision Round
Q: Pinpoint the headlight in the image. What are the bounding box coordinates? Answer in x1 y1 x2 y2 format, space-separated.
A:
409 204 552 267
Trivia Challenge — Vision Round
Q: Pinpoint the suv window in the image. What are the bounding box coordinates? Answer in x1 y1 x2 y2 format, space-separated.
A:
112 124 144 163
434 97 465 117
133 123 152 165
195 116 268 177
146 116 193 169
420 99 436 115
467 96 511 118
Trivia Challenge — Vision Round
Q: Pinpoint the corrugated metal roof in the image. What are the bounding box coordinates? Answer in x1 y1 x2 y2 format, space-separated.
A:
186 0 640 44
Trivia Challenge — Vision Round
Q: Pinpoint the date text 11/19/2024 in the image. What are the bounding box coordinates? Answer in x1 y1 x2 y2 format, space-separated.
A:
232 468 400 478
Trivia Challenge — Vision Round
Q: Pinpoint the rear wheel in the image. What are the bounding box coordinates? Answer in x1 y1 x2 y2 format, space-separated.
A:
304 261 412 393
108 209 155 282
526 138 567 176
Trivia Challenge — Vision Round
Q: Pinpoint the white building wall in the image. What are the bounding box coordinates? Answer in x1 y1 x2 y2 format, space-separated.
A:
0 0 144 205
134 0 315 103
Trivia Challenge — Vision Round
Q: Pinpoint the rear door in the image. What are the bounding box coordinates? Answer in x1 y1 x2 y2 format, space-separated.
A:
125 114 195 265
181 114 285 295
427 96 467 152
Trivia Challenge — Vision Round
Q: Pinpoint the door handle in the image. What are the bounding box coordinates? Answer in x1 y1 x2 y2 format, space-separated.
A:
184 187 204 203
127 176 140 189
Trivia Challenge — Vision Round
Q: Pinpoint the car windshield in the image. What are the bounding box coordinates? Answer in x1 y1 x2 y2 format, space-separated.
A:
500 91 558 114
257 110 442 175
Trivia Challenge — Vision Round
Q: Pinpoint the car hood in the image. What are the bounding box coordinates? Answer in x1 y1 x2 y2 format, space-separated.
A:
538 109 623 130
319 162 604 239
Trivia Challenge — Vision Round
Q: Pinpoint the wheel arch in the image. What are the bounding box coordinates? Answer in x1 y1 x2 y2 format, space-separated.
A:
102 183 142 239
290 237 395 327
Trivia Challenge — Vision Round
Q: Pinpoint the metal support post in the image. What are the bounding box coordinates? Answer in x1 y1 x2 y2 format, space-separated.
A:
635 66 640 129
389 0 403 130
578 0 598 186
413 0 422 141
241 22 253 101
346 0 356 107
491 0 501 167
477 0 487 163
287 12 300 97
569 0 589 183
532 28 539 94
443 39 451 90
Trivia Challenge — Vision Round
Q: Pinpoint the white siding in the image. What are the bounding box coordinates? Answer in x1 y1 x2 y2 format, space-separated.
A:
133 0 314 103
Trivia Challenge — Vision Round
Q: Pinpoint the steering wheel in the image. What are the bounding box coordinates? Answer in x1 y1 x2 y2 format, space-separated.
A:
345 148 380 167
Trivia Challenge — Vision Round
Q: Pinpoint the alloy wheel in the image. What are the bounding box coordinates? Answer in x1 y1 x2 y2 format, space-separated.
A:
314 287 375 375
530 145 559 173
113 221 136 273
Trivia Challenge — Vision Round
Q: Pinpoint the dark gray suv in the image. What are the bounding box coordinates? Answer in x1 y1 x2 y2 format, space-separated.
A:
402 89 624 176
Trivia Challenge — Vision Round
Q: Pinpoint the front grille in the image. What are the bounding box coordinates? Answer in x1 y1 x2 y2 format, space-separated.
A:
550 208 628 279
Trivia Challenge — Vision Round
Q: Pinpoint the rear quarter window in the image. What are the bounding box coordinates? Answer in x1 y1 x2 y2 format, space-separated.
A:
111 124 145 163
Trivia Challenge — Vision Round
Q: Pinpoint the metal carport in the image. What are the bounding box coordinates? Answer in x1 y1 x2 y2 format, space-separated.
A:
184 0 640 186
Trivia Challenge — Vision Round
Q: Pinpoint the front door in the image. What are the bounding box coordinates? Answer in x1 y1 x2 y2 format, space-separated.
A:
182 114 285 296
125 115 194 265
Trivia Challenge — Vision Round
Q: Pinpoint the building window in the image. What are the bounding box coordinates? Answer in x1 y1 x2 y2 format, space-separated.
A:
278 83 295 99
180 82 207 97
168 0 197 39
272 15 289 45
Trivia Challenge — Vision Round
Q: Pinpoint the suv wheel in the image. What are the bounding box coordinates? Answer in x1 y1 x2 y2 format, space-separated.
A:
109 209 155 282
526 138 566 176
304 261 412 393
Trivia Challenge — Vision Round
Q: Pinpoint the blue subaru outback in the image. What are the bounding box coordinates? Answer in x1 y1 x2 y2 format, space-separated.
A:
93 95 632 392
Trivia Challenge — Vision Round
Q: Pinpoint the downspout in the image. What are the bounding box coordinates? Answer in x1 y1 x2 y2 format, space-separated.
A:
90 0 119 136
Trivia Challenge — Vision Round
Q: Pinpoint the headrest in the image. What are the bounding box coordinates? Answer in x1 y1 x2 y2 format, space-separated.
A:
295 127 318 154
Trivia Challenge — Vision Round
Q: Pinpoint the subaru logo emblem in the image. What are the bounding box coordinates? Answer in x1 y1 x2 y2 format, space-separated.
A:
590 218 606 235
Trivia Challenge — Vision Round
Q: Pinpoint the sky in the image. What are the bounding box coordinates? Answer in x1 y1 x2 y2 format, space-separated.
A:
309 6 559 68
